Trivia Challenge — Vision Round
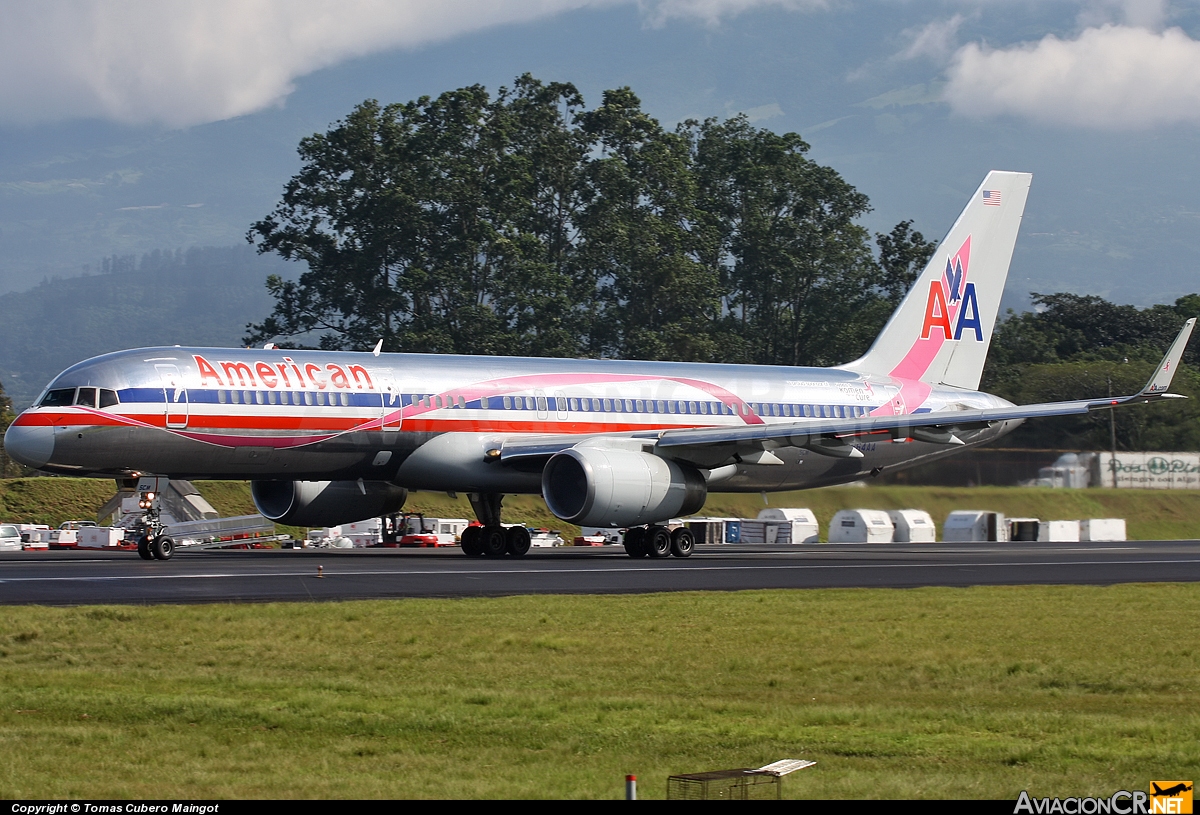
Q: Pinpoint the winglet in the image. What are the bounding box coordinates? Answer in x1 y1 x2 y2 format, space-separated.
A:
372 339 383 357
1138 317 1195 396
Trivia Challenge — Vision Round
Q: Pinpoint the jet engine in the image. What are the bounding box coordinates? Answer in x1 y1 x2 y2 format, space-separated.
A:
541 445 706 528
251 480 409 527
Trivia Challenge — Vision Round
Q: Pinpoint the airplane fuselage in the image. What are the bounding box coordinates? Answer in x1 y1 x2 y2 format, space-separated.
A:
7 345 1017 492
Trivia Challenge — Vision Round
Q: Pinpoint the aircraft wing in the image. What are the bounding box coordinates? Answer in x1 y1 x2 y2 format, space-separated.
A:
500 317 1194 467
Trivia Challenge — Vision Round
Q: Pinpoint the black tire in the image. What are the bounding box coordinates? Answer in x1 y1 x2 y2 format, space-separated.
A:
151 535 174 561
505 526 531 557
481 525 508 557
136 535 154 561
460 526 485 557
623 527 647 558
670 527 695 558
646 526 672 558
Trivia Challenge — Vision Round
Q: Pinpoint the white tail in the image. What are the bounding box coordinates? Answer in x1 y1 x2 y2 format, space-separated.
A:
844 170 1032 390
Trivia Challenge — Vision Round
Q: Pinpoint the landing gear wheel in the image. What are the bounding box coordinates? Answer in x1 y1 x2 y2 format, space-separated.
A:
481 525 508 557
623 527 648 558
460 526 485 557
670 527 695 558
505 525 531 557
150 535 174 561
136 535 154 560
646 526 672 558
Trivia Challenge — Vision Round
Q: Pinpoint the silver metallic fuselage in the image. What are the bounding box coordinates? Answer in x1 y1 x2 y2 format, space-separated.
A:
5 346 1017 492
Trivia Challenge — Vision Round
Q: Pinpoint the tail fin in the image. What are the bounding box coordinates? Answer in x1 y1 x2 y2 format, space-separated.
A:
844 170 1032 390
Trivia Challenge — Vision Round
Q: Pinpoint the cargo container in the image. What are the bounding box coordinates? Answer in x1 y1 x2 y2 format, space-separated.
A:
943 511 1008 542
828 509 894 543
888 509 936 542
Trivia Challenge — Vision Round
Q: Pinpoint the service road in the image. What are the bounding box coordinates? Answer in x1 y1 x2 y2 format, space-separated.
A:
1 541 1199 605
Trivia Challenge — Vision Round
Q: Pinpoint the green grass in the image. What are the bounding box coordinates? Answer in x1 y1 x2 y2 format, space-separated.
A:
1 586 1198 798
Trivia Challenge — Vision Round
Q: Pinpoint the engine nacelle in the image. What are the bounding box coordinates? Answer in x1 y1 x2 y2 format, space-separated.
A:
542 445 706 528
251 480 408 527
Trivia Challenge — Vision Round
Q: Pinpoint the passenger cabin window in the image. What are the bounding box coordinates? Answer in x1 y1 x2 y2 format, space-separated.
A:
75 387 98 408
40 388 75 407
98 389 119 408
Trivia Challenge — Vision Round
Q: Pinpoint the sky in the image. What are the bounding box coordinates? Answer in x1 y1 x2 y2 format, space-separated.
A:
2 0 1200 310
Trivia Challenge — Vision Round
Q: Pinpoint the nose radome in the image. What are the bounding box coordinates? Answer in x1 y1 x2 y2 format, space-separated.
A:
3 420 54 469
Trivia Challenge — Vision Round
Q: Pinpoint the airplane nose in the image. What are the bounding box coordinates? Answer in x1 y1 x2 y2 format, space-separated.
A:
3 420 55 469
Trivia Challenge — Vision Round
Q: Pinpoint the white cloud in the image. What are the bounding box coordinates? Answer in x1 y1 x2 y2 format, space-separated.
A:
0 0 837 129
640 0 828 26
896 14 965 63
944 23 1200 129
0 0 621 128
1076 0 1168 29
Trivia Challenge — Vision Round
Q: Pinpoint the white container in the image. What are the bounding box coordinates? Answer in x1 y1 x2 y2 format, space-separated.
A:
943 511 1008 542
76 527 126 548
1080 518 1127 542
756 508 820 544
1038 520 1080 542
887 509 936 543
828 509 894 543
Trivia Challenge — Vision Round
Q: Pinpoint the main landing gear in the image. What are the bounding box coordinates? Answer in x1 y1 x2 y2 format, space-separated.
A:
623 525 694 559
460 493 531 558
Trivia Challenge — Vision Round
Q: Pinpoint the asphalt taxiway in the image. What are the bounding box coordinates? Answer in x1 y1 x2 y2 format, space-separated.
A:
1 540 1199 605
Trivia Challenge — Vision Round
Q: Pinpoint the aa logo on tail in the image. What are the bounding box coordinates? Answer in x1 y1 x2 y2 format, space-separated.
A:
1150 781 1193 814
920 236 983 342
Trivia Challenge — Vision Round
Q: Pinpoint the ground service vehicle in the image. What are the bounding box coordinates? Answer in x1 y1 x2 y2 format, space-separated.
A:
5 171 1194 560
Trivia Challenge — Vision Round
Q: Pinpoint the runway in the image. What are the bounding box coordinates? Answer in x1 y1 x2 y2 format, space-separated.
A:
2 540 1200 605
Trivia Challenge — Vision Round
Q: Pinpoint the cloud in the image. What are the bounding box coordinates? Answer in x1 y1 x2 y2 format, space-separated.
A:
0 0 621 128
0 0 836 129
896 14 966 63
1076 0 1168 29
639 0 828 26
944 23 1200 129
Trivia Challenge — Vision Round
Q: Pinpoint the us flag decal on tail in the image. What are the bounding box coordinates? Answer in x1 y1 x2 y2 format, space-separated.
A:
982 190 1002 206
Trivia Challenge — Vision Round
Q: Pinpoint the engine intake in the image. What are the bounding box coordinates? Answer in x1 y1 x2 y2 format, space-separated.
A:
251 480 408 527
542 446 706 528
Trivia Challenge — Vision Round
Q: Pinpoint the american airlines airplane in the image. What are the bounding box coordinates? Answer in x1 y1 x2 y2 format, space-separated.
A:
4 171 1194 561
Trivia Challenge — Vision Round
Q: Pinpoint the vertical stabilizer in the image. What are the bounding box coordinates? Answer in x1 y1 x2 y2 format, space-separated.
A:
843 171 1032 390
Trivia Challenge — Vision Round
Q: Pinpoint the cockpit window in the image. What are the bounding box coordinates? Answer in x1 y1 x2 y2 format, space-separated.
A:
99 389 120 408
75 387 98 408
40 388 75 407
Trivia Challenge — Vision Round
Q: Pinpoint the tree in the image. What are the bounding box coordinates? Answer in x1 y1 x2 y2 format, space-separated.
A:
982 292 1200 450
247 76 590 356
248 76 928 367
575 89 722 362
0 377 20 477
686 115 901 367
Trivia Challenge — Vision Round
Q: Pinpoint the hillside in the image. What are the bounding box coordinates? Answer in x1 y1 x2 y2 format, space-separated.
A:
0 246 290 408
2 478 1199 542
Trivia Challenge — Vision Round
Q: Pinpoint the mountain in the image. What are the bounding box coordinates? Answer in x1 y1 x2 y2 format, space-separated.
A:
0 246 290 408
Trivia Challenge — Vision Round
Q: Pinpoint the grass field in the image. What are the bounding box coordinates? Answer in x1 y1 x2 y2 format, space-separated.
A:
1 585 1198 799
3 477 1200 541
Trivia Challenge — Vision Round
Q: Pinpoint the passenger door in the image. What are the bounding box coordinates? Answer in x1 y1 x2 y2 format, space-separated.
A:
155 364 189 429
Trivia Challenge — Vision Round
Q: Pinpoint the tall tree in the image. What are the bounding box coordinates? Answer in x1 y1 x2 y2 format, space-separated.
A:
249 76 925 367
576 89 722 361
686 115 885 367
